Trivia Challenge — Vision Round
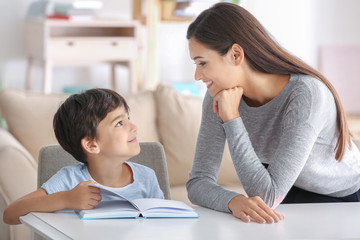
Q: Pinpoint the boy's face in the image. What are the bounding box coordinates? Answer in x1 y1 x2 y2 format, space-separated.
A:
95 106 140 160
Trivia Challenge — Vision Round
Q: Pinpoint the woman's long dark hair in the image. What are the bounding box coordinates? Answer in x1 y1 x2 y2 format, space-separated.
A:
187 2 351 161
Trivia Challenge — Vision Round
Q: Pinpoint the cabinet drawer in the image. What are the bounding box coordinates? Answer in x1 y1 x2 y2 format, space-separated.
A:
47 38 138 62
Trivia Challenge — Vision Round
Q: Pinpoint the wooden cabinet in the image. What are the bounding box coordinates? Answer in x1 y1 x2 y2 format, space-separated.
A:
25 19 140 93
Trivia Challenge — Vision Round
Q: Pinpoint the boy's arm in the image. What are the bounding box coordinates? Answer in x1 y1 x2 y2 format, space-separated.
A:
3 181 101 225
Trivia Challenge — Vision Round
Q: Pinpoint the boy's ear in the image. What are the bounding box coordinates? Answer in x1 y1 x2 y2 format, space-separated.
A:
81 137 100 154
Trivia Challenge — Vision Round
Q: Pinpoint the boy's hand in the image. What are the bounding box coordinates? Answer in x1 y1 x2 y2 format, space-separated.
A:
228 195 283 224
66 181 101 210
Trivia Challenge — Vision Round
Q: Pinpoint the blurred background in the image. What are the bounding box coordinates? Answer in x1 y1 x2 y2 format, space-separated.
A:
0 0 360 113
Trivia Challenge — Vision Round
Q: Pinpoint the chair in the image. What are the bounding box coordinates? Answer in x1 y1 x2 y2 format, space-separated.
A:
37 142 171 199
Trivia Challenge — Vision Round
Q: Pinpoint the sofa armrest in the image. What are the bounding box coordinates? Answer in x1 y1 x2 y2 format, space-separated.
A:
0 128 37 240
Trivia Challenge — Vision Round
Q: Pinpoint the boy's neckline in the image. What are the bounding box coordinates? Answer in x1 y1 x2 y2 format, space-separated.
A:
85 161 135 189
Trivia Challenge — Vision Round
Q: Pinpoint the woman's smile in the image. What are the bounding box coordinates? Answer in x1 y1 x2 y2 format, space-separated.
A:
204 80 213 89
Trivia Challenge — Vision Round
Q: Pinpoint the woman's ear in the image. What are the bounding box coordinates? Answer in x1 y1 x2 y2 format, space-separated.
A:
230 43 244 65
81 136 100 155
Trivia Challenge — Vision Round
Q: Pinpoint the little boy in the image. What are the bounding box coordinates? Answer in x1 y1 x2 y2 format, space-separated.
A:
3 88 164 224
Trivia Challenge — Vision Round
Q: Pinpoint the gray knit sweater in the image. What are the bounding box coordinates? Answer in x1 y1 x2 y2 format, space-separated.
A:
186 74 360 213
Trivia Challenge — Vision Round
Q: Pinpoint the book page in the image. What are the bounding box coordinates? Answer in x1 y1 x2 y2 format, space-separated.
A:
133 198 194 212
77 200 140 219
132 198 198 218
89 184 139 210
88 184 199 218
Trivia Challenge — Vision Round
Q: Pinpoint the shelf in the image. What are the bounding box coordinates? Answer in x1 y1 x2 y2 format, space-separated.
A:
25 19 140 93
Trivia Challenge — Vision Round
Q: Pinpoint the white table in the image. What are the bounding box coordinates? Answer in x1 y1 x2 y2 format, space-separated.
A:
20 203 360 240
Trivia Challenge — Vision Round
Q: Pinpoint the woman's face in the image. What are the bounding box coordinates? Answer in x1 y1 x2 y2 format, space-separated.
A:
189 38 242 97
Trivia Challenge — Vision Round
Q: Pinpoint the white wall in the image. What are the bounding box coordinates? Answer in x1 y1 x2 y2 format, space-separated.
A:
158 22 195 84
0 0 31 90
314 0 360 114
314 0 360 45
241 0 316 67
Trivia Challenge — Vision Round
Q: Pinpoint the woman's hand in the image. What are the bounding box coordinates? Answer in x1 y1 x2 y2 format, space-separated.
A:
65 181 101 210
213 86 243 122
228 195 283 224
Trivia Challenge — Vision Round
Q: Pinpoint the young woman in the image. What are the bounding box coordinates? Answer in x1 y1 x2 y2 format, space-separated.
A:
186 2 360 224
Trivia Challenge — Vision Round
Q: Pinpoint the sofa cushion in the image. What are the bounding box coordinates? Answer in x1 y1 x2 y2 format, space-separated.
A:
0 89 159 162
155 84 241 187
123 91 160 143
0 89 68 161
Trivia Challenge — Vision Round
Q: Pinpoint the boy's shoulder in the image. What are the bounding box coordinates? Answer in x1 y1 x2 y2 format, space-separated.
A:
42 162 89 194
54 162 88 180
60 162 86 172
126 161 154 171
126 161 156 175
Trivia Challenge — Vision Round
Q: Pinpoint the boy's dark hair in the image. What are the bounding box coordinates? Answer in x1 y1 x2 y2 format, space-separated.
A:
53 88 129 164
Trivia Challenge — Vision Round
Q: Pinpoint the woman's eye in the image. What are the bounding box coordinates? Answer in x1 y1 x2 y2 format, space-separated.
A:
115 121 123 127
194 62 206 67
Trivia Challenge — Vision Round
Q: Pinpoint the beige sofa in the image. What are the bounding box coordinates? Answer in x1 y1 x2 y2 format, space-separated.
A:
0 84 244 240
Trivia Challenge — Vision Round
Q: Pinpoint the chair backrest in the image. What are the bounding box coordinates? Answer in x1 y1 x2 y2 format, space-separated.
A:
38 142 171 199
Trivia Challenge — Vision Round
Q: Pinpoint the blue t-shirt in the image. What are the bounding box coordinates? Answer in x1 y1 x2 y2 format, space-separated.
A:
41 162 164 200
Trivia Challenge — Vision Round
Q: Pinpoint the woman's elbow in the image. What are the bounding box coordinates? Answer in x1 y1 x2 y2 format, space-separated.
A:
186 178 197 204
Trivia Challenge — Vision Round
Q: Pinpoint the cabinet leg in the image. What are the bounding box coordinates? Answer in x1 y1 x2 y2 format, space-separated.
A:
42 60 52 94
111 63 117 91
25 57 34 90
128 60 137 93
111 61 137 93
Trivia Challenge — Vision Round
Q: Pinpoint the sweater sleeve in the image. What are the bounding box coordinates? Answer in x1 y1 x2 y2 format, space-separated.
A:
188 80 329 210
223 87 322 208
224 118 317 208
186 93 241 213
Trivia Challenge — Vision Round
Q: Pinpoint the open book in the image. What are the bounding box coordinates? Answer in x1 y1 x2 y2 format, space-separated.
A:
75 184 199 219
